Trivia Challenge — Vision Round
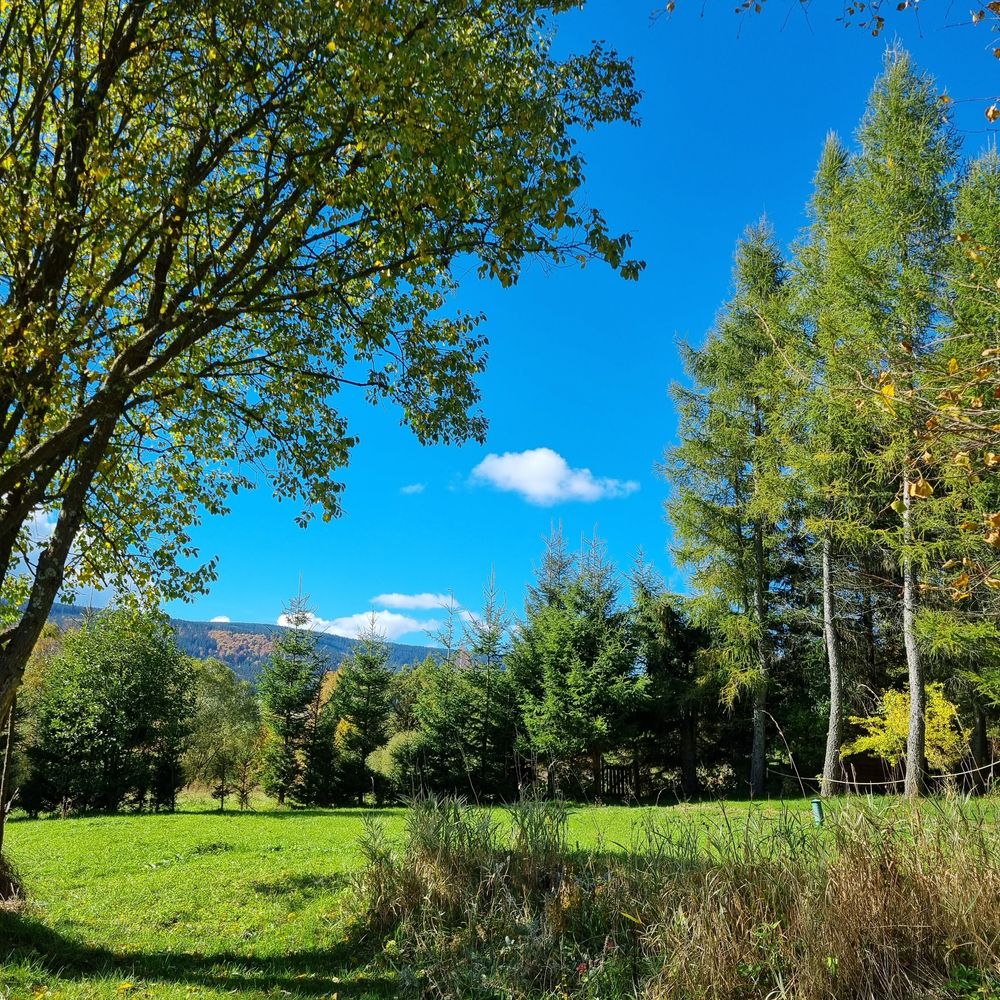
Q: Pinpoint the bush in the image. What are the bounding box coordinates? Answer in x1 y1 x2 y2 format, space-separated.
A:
351 795 1000 999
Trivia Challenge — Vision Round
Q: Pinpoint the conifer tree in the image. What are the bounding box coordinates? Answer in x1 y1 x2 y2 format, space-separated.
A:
791 134 856 796
509 532 642 795
834 52 957 796
664 223 794 798
330 616 393 802
258 596 325 805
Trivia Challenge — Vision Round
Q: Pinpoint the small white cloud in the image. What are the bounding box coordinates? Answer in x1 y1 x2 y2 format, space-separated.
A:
27 509 57 545
209 615 231 623
470 448 639 506
277 610 438 642
372 592 456 611
400 483 426 495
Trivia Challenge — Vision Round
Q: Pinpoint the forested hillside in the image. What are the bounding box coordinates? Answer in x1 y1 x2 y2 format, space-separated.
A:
45 603 432 679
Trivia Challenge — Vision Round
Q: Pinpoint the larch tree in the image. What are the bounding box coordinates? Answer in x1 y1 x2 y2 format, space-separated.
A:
790 134 860 796
835 52 957 796
664 223 794 798
0 0 642 731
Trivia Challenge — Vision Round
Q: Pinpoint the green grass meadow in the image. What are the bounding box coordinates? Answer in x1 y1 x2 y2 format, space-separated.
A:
0 796 814 1000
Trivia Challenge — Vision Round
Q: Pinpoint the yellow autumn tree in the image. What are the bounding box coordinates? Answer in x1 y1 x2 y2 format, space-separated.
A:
841 683 969 773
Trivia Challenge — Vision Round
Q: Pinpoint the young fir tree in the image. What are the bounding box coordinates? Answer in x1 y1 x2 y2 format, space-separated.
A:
664 223 794 798
509 532 642 795
258 596 325 805
330 616 393 803
463 571 518 800
834 51 958 796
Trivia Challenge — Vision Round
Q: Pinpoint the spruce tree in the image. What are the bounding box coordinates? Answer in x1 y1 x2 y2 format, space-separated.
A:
258 596 325 805
330 616 393 802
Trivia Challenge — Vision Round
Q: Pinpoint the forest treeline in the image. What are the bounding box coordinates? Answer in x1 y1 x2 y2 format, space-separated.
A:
665 49 1000 798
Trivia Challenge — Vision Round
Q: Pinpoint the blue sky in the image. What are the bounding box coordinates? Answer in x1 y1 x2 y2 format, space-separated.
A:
163 1 1000 640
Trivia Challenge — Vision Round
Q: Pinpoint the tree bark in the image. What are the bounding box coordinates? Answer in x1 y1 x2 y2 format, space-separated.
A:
0 695 15 859
750 521 769 799
901 472 925 798
821 532 844 797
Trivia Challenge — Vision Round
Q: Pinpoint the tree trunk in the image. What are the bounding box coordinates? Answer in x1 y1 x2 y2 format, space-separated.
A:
0 410 120 725
971 697 989 793
750 521 769 799
901 472 925 799
821 532 844 797
680 706 699 797
0 695 16 858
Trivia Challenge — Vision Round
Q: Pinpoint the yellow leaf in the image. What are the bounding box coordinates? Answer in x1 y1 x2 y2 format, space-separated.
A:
948 356 960 374
908 478 934 498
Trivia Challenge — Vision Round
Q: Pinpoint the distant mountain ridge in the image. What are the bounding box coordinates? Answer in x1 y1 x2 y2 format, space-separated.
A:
46 602 434 681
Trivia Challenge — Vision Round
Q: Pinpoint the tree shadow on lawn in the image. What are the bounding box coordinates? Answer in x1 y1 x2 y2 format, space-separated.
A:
0 909 395 998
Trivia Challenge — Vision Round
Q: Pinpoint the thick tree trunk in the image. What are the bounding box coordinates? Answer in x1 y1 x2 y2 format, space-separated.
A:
0 695 15 858
821 533 844 797
901 472 925 799
750 521 769 799
679 706 699 797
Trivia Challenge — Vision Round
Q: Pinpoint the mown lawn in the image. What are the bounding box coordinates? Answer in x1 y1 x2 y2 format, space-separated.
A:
0 796 819 999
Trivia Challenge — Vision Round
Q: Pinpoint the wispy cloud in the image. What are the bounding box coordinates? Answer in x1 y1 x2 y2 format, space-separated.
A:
277 609 438 642
400 483 426 495
209 615 231 623
470 448 639 506
372 592 456 611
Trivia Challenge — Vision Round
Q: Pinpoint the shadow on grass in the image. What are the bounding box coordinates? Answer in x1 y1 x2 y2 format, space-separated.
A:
0 909 395 998
9 806 405 823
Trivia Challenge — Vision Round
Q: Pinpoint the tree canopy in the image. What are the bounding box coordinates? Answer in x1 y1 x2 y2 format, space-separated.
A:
0 0 642 726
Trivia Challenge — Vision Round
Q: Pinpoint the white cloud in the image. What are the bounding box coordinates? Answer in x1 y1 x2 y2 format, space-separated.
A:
400 483 426 495
27 509 57 546
277 609 438 642
209 615 231 623
372 592 456 611
470 448 639 506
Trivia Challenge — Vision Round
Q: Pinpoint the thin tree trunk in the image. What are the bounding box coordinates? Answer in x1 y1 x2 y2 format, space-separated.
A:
680 706 699 797
821 532 844 797
901 471 925 798
971 696 989 793
750 521 769 799
0 695 15 858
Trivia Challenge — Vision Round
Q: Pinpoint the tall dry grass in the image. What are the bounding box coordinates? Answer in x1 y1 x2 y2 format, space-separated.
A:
351 795 1000 999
